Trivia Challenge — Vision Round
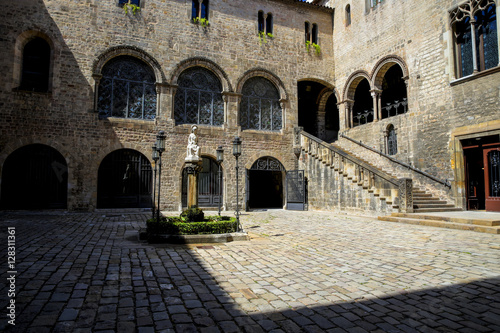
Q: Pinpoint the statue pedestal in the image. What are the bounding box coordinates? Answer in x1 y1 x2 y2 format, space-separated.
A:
184 161 202 209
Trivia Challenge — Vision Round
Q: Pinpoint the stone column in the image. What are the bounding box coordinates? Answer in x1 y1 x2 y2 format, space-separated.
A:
185 162 202 209
370 89 382 122
398 178 413 213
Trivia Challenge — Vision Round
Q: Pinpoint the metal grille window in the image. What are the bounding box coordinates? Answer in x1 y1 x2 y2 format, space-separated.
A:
98 56 156 120
488 150 500 197
451 1 498 78
387 125 398 155
240 77 282 131
174 67 224 126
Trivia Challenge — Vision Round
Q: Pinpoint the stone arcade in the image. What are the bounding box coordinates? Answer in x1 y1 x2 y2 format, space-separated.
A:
0 0 499 214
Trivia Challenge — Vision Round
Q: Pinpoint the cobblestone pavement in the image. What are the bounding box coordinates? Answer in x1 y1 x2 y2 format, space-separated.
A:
1 209 500 333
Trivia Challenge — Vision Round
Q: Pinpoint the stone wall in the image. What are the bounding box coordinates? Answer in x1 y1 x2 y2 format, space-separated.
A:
327 0 500 209
0 0 334 211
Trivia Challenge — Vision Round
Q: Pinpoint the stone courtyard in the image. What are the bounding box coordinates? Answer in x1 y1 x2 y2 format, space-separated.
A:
1 209 499 332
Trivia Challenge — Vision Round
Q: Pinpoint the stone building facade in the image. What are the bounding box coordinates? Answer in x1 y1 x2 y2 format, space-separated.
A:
0 0 499 213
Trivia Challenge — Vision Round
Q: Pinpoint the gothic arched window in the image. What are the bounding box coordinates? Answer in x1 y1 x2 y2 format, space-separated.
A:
98 56 157 120
451 2 498 78
240 77 282 131
174 67 224 126
21 37 51 92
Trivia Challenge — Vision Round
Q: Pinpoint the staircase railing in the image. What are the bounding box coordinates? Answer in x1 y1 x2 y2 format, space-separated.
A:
339 133 451 188
300 131 414 213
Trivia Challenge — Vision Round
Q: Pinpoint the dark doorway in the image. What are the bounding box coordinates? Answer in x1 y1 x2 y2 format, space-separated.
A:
1 144 67 209
182 157 222 208
248 157 284 209
97 149 152 208
325 94 339 142
462 135 500 211
298 81 326 137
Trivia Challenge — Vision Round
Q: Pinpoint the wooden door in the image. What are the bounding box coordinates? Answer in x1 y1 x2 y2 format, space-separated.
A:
484 147 500 212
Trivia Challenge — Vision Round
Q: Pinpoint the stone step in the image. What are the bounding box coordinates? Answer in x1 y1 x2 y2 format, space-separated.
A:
391 213 500 226
413 193 433 198
413 207 464 213
378 216 500 234
414 203 456 209
413 200 448 205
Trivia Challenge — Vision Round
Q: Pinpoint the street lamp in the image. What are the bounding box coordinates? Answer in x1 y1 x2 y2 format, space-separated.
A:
156 130 166 222
216 146 224 216
232 137 242 230
151 143 159 219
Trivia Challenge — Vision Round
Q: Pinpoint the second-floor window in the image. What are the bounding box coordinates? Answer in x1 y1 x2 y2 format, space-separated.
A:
258 11 273 36
450 1 498 78
20 37 51 92
174 67 224 126
192 0 209 22
98 56 157 120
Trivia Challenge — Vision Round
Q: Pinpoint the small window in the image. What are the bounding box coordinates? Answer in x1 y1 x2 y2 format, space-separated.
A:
20 37 51 92
386 125 397 155
266 13 273 35
119 0 140 5
345 4 351 26
311 24 318 44
192 0 209 21
258 11 265 33
305 22 311 43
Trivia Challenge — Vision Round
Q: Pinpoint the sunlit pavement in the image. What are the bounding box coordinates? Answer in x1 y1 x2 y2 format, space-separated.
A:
1 209 499 332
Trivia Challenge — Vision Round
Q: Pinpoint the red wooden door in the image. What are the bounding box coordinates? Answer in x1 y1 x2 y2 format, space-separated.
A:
483 147 500 212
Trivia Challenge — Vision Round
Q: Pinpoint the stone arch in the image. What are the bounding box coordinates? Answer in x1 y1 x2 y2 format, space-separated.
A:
317 87 341 142
13 30 56 90
171 57 232 92
372 55 409 89
247 155 286 209
92 45 166 84
96 148 153 208
343 70 372 101
236 68 288 102
1 143 68 209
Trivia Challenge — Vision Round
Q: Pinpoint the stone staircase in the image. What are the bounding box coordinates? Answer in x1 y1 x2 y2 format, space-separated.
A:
411 188 461 213
378 212 500 234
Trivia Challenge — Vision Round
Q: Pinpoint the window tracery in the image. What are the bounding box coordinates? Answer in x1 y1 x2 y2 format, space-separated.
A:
174 67 224 126
240 77 282 131
450 0 498 78
97 56 157 120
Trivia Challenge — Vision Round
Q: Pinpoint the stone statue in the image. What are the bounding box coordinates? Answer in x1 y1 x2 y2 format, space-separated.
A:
186 125 200 162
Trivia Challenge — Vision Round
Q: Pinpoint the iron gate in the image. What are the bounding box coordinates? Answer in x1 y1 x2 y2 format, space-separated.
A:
97 149 152 208
286 170 306 211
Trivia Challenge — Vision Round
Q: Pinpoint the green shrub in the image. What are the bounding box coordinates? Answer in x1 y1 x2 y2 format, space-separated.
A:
180 207 204 222
146 216 238 235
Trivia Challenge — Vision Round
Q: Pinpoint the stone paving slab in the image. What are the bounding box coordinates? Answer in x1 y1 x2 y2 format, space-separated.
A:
0 209 499 332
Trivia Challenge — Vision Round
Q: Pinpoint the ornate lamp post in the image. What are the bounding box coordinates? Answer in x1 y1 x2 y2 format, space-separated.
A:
156 130 166 222
232 137 242 230
216 146 224 216
151 143 159 219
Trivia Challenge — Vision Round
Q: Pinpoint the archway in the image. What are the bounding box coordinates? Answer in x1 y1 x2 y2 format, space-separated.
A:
182 156 222 208
97 149 152 208
247 157 284 209
297 81 327 137
352 78 373 127
1 144 67 209
324 93 340 142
